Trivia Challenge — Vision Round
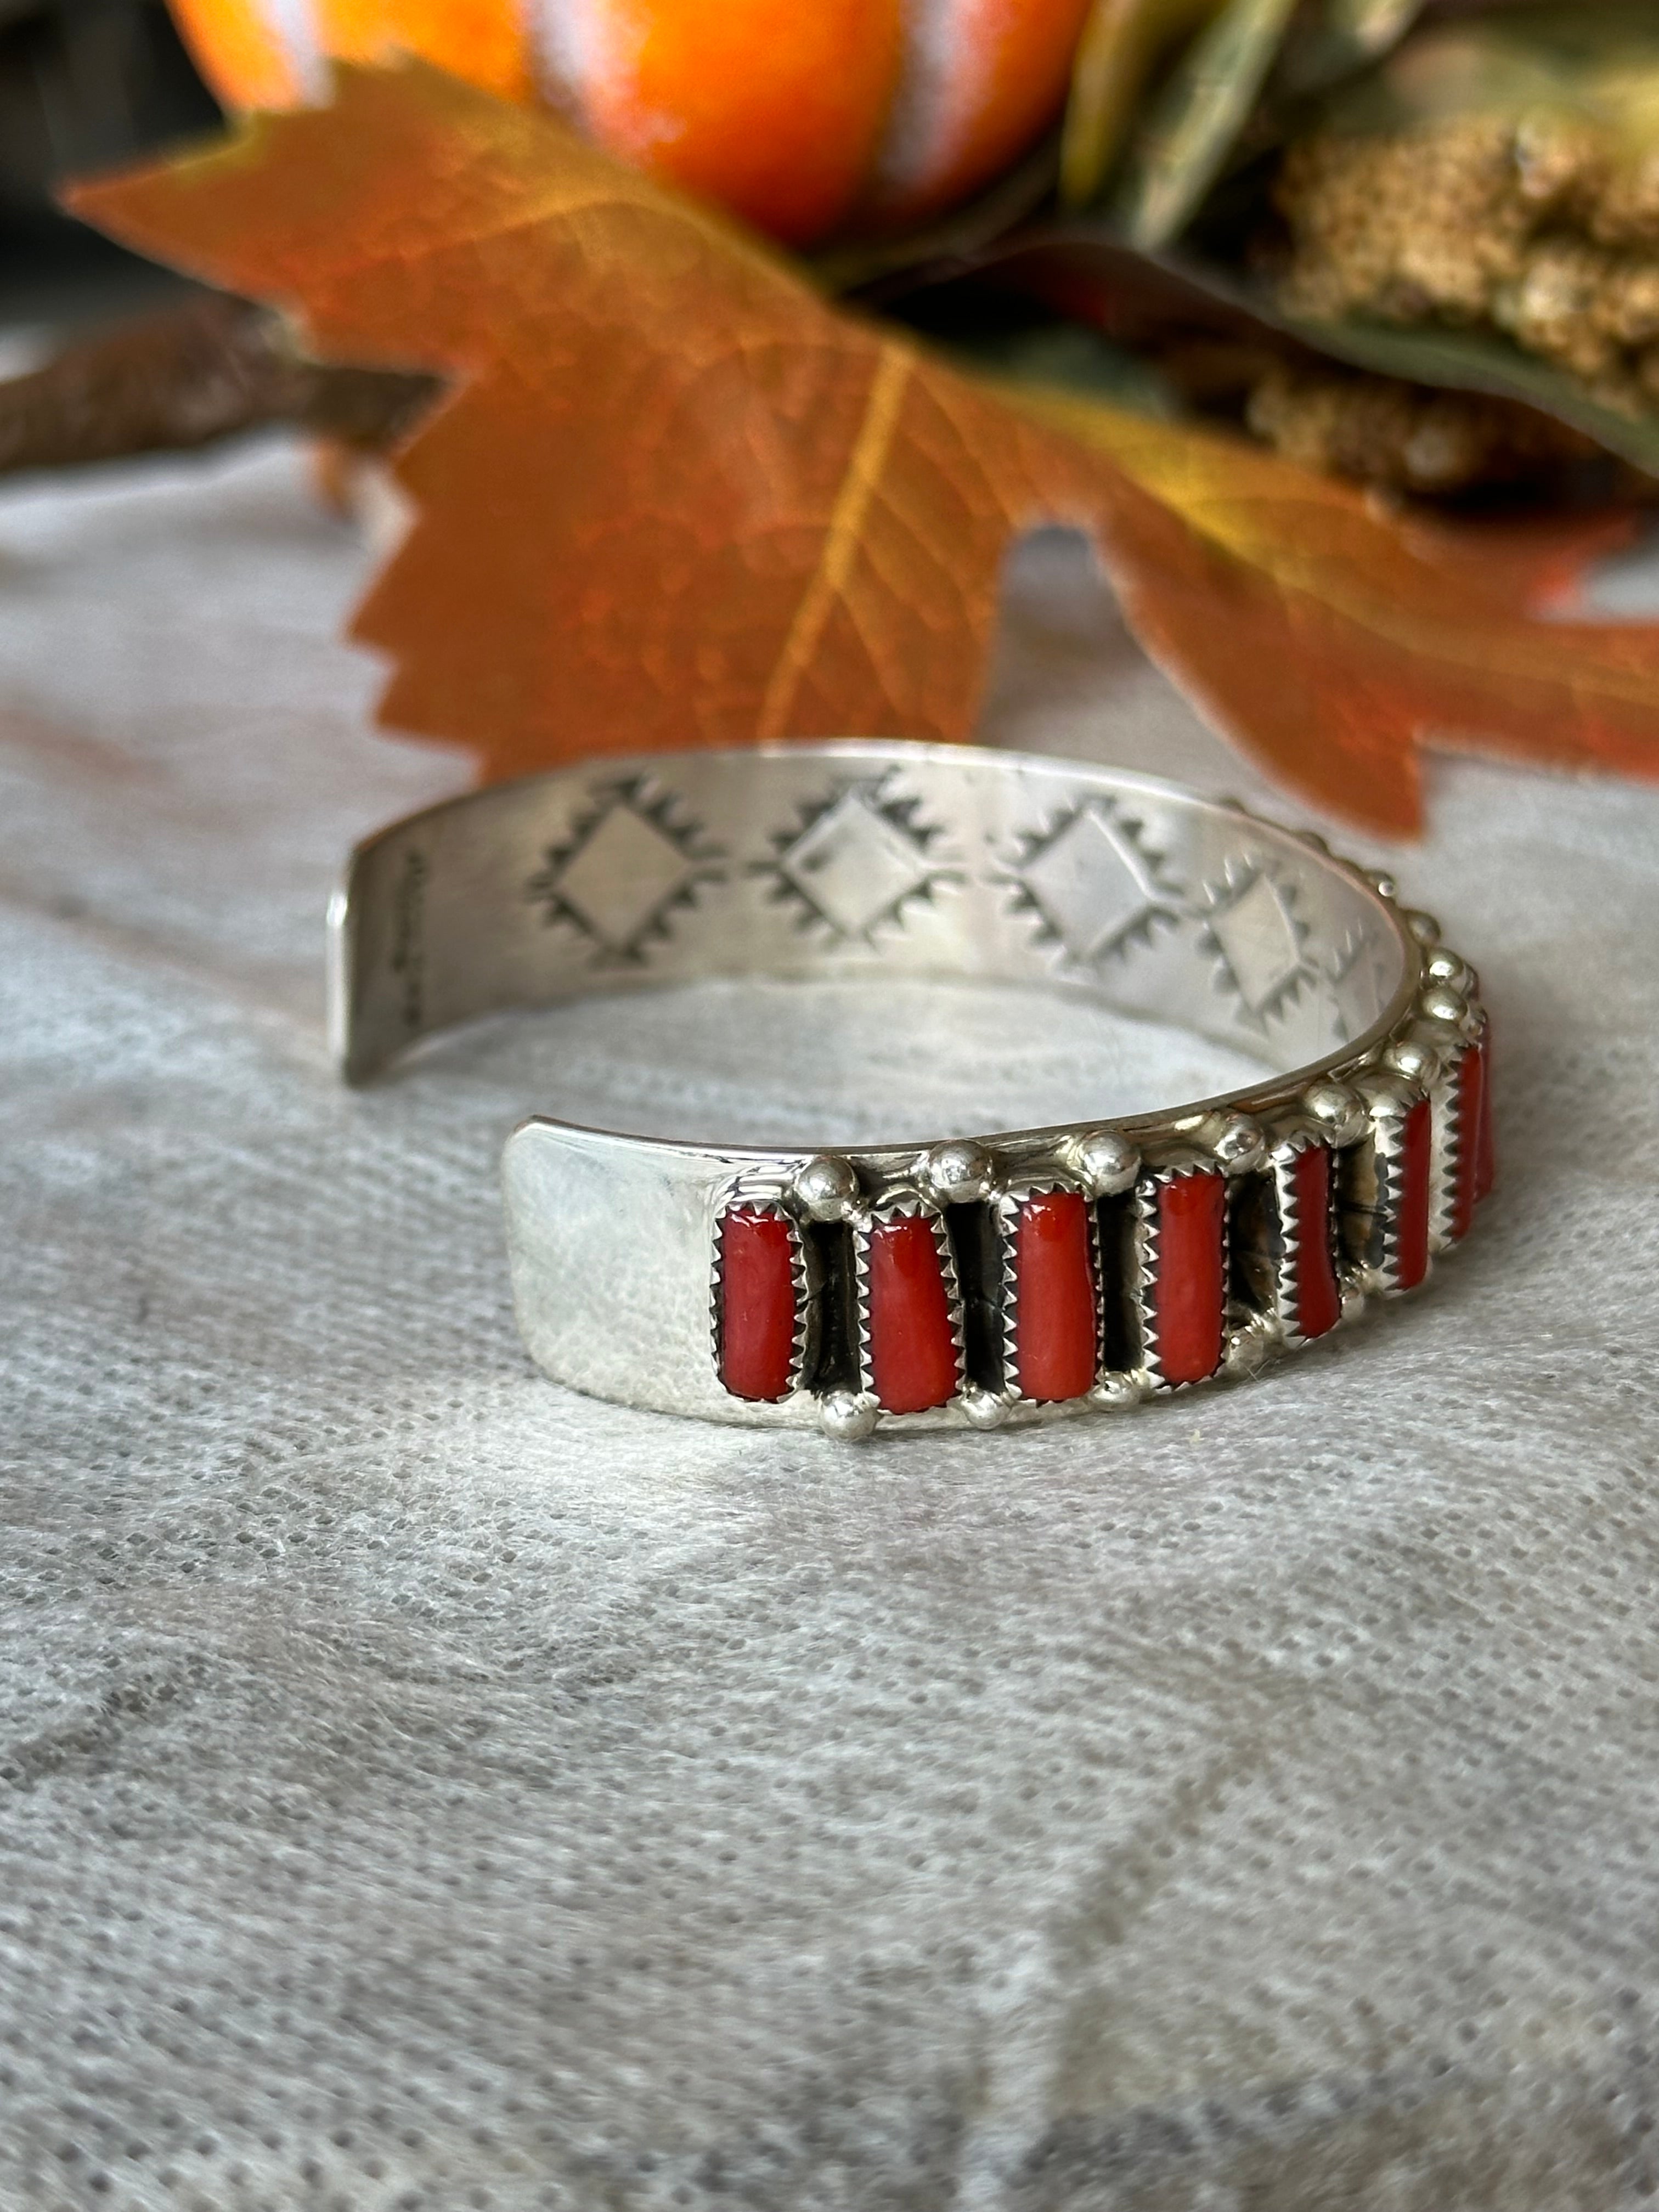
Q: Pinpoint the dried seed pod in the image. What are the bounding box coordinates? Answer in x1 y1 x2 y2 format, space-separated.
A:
1272 10 1659 433
1244 358 1600 493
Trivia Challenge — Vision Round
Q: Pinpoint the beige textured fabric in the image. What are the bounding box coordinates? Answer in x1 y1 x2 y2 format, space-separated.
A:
3 439 1658 2212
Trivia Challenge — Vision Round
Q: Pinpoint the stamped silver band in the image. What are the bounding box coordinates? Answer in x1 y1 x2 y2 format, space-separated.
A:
331 740 1492 1435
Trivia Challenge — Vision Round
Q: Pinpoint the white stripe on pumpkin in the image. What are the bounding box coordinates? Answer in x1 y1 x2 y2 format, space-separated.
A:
262 0 328 100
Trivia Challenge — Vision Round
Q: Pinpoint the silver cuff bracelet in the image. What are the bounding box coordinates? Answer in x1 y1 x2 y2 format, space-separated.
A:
331 740 1492 1437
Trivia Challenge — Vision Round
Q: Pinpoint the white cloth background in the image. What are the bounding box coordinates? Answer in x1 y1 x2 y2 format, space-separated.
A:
3 438 1659 2212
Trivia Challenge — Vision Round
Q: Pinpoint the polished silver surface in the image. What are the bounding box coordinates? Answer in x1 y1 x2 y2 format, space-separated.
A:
332 740 1489 1434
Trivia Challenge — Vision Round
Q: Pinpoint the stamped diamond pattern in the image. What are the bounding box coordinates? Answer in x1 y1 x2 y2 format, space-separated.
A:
1020 803 1164 961
527 782 721 959
777 788 936 939
1207 871 1304 1014
550 803 694 949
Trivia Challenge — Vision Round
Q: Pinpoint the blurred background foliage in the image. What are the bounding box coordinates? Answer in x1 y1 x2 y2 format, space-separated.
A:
0 0 215 323
15 0 1659 507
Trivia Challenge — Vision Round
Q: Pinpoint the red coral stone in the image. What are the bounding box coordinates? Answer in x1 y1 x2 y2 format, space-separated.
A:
868 1215 957 1414
1395 1096 1432 1291
1014 1190 1097 1402
1153 1171 1227 1385
718 1207 797 1402
1292 1143 1342 1341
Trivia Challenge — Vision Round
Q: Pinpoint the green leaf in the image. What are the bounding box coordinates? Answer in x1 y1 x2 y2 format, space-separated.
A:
1325 0 1422 52
1268 0 1427 105
1058 0 1224 212
1110 0 1300 248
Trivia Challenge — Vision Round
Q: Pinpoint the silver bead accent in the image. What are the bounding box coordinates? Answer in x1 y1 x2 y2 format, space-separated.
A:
1356 1068 1416 1122
1302 1081 1367 1149
1385 1037 1441 1085
792 1154 861 1222
1363 868 1399 902
1297 827 1331 854
1209 1112 1267 1177
1069 1127 1140 1198
960 1386 1011 1431
1404 909 1441 947
1223 1316 1276 1380
1425 948 1471 993
918 1138 996 1207
1090 1372 1143 1412
1419 986 1475 1036
818 1390 878 1442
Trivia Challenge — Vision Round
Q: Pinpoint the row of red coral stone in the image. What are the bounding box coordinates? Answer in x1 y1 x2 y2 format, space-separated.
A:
715 1020 1493 1418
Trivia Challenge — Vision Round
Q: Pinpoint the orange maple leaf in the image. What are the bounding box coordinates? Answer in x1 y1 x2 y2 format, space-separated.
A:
70 59 1659 834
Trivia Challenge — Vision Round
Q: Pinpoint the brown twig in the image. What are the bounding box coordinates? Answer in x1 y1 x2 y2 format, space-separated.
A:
0 291 442 477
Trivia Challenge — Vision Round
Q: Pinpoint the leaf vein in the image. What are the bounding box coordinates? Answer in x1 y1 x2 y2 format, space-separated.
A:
755 346 913 742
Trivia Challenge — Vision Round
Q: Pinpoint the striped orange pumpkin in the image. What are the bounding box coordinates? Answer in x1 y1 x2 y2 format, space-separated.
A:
166 0 1094 244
